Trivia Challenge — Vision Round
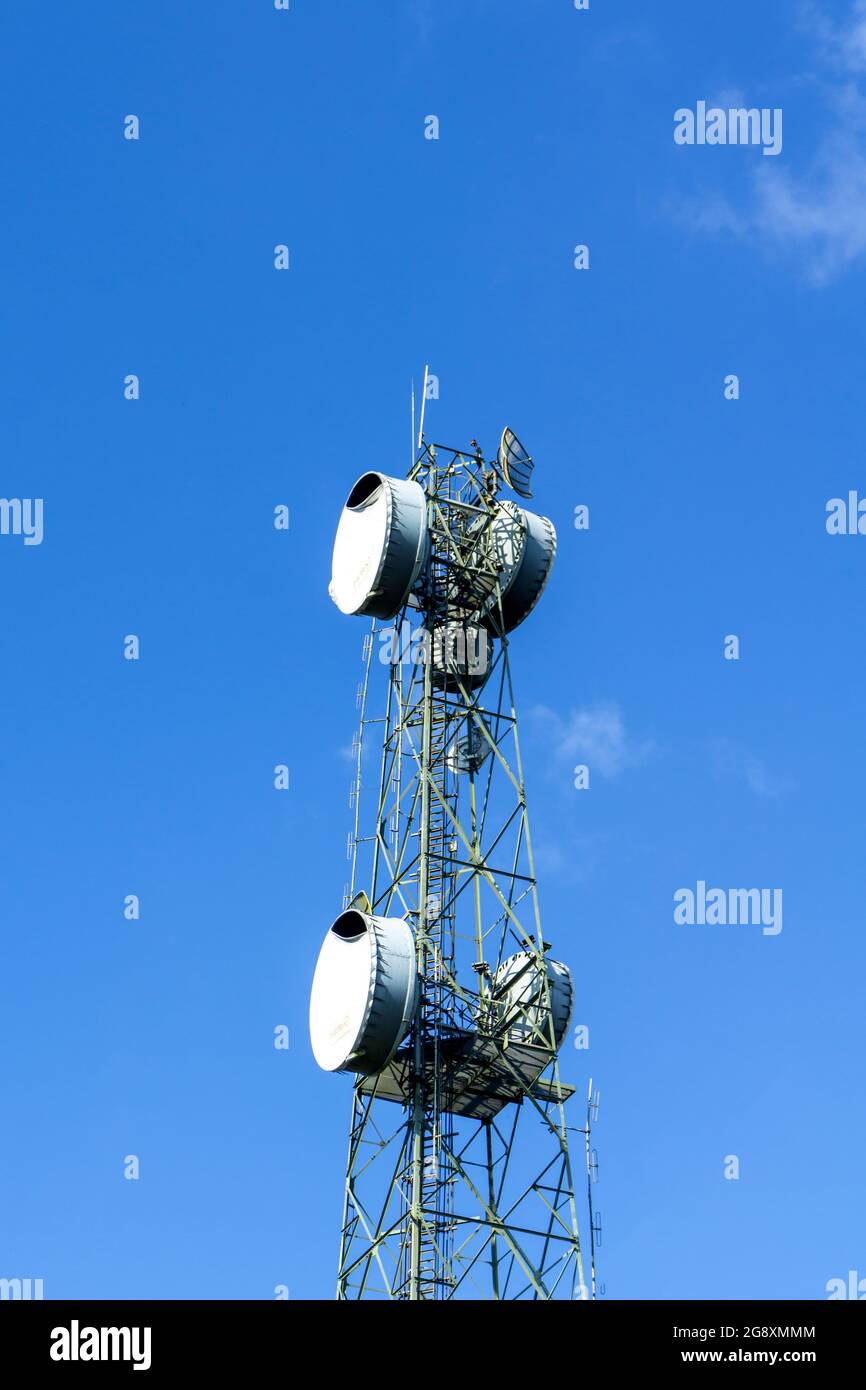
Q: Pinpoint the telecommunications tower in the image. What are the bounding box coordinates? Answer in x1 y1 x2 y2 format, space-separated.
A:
309 396 600 1300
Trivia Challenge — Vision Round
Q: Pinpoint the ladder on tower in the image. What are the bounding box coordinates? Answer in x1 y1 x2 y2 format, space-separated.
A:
415 702 457 1297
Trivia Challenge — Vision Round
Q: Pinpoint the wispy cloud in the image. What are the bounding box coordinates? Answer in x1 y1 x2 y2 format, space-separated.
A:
799 0 866 71
590 23 658 63
710 740 793 799
672 1 866 284
743 756 792 799
529 703 654 779
533 830 610 883
677 143 866 286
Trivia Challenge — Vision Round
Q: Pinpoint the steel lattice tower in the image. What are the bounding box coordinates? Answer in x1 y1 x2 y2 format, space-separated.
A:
326 440 596 1300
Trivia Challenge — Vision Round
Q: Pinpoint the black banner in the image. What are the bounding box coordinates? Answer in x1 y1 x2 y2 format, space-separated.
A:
0 1299 859 1375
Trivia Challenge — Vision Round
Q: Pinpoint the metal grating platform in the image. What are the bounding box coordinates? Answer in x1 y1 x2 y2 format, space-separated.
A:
358 1032 576 1120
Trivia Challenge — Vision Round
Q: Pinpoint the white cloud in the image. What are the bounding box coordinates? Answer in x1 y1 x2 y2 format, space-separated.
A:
709 740 792 799
533 830 610 883
529 703 653 779
799 0 866 71
746 140 866 285
673 1 866 284
743 756 791 799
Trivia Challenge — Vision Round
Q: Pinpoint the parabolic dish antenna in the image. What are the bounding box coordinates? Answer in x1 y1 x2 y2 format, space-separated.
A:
493 952 574 1049
463 500 557 634
446 719 493 776
329 472 428 620
309 909 417 1074
498 427 534 499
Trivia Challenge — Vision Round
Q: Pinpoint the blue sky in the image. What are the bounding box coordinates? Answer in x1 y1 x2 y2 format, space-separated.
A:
1 0 864 1300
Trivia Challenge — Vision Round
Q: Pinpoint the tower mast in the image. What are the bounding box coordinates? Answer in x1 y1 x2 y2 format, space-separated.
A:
313 426 595 1300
